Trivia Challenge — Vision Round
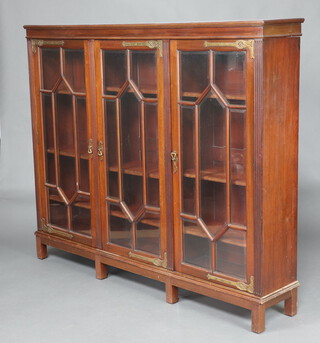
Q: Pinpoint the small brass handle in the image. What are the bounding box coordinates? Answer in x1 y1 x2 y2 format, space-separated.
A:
170 151 178 173
88 139 93 158
98 140 103 160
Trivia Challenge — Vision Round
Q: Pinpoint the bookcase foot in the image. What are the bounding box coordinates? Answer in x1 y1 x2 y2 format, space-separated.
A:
251 304 265 333
95 257 108 280
166 282 179 304
36 236 48 259
284 288 298 316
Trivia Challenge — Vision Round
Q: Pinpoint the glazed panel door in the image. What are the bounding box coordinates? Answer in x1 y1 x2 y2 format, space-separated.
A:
34 40 96 245
96 40 169 267
171 40 254 290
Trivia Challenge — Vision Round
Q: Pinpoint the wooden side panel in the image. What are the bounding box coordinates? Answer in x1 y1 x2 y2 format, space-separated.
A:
261 37 300 295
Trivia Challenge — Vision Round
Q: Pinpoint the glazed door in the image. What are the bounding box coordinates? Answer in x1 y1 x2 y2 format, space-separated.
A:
96 40 169 267
35 40 96 245
171 40 254 289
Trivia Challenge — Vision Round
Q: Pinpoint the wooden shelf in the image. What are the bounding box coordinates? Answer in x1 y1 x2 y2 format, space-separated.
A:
184 223 221 238
184 166 246 186
184 224 246 247
105 86 157 97
109 161 159 179
110 208 160 227
74 200 91 209
49 194 91 209
181 91 246 102
47 148 89 160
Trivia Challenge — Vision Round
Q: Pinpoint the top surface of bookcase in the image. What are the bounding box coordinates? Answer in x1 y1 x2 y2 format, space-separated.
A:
24 18 304 39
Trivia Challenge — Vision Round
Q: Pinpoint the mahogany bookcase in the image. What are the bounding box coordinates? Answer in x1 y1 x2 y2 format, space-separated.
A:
24 19 304 333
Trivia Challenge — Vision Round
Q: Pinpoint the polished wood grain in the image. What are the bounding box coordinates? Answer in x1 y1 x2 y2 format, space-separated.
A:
35 230 299 314
36 235 48 259
260 37 300 296
251 304 265 333
24 19 304 40
166 281 179 304
26 19 303 333
95 255 108 279
284 288 298 317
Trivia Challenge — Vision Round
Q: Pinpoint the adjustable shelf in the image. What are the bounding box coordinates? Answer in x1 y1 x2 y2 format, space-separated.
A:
183 166 246 186
47 148 89 160
109 161 159 179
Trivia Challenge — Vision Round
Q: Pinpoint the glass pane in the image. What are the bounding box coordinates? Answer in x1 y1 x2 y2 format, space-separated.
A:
136 212 160 255
109 204 132 248
79 159 89 193
230 109 246 225
49 189 68 229
230 109 246 185
103 50 127 95
231 185 246 225
64 49 85 93
215 51 246 104
131 51 157 98
59 155 76 199
120 88 143 215
181 51 209 101
72 205 91 235
105 100 119 197
183 220 211 270
121 88 142 170
46 153 56 184
42 94 54 151
145 103 159 207
56 92 74 154
200 92 226 182
76 97 88 158
200 181 226 235
216 229 246 279
123 174 143 216
181 106 195 214
41 48 60 90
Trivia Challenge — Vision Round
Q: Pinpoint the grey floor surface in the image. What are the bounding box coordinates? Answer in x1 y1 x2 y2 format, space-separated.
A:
1 187 320 343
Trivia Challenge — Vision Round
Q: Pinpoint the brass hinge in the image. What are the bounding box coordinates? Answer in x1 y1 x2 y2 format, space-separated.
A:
129 251 167 268
204 40 255 59
122 40 163 57
31 39 65 54
207 274 254 294
40 218 73 239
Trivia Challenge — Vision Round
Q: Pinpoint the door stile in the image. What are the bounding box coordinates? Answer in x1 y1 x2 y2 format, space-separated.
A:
158 40 172 268
27 39 47 227
245 46 255 287
169 40 182 272
86 39 100 248
94 40 108 249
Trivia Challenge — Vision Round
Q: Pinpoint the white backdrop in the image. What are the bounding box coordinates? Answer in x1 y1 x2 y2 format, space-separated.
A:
1 1 320 342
